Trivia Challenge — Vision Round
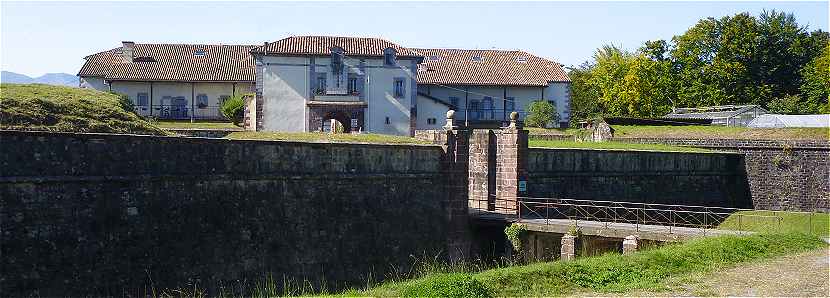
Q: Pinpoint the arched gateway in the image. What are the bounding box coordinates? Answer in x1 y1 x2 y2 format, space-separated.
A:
307 102 366 133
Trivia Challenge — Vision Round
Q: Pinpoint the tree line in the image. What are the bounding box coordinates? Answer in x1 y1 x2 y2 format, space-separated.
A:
568 10 829 125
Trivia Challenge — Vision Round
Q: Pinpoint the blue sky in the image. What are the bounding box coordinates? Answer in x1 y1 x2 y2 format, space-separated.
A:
1 1 827 77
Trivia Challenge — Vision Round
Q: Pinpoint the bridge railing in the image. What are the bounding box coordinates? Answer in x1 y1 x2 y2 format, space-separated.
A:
515 197 791 235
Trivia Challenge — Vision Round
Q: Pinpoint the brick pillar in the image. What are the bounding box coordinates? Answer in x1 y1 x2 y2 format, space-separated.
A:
468 129 496 211
622 235 639 254
494 112 529 215
443 110 470 261
561 234 579 261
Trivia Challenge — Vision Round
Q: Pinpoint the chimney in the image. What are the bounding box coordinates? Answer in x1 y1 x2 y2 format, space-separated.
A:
121 41 135 63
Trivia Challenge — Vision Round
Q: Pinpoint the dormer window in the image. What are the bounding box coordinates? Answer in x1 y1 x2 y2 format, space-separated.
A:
471 55 482 62
384 47 397 66
429 55 439 61
194 49 206 57
517 57 528 63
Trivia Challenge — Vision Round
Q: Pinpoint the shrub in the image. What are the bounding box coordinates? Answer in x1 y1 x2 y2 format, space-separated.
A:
221 95 246 126
504 223 527 251
525 100 560 128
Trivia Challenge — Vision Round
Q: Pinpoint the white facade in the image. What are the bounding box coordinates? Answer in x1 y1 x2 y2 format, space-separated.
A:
80 78 252 120
256 53 417 135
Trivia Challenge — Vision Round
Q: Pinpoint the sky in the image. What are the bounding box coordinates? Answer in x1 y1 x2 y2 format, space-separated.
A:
1 1 828 77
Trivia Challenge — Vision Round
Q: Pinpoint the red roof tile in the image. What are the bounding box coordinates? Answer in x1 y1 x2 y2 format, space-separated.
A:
414 48 570 87
250 36 422 58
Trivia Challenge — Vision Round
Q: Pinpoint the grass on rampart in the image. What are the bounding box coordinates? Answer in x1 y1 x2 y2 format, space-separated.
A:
226 131 431 145
529 139 713 152
0 83 167 135
718 211 829 237
347 233 825 297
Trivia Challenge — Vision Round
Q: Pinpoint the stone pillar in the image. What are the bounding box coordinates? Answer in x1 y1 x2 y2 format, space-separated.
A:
468 129 495 211
561 234 579 261
494 112 529 215
443 110 470 261
622 235 639 254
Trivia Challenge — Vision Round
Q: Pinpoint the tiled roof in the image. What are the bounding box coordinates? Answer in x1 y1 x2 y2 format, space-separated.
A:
78 44 256 82
414 48 570 87
250 36 422 58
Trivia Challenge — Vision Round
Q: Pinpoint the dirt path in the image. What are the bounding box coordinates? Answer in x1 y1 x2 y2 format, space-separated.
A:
662 247 829 297
577 247 829 297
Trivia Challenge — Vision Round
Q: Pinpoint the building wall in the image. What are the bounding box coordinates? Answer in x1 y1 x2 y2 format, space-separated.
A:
544 82 571 126
79 76 107 90
98 80 253 119
258 54 416 135
0 130 465 296
416 95 451 130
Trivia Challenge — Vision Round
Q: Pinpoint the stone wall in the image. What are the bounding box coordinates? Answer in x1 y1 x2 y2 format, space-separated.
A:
614 138 829 211
167 128 242 138
0 130 463 296
526 148 753 208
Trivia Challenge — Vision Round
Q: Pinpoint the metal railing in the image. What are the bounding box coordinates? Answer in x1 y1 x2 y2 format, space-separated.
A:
464 109 527 122
514 197 815 235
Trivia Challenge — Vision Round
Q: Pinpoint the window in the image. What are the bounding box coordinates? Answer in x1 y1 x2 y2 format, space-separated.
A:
136 92 149 106
449 96 459 108
348 76 358 94
469 100 480 120
394 78 405 98
516 57 528 63
482 97 494 119
219 95 230 104
471 55 482 62
196 94 209 108
316 75 327 94
429 55 439 61
427 118 437 125
384 48 396 66
194 49 205 57
385 117 391 125
505 97 515 112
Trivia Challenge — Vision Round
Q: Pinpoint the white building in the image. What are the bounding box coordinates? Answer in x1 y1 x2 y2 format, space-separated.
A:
78 42 255 120
79 37 572 134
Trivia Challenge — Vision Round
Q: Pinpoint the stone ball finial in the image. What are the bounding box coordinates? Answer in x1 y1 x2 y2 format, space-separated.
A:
446 109 455 119
510 111 519 121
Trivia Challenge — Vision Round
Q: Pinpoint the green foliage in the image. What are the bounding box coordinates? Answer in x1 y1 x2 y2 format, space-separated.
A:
504 223 528 251
220 94 246 126
357 233 825 297
398 273 491 298
525 100 558 128
568 10 829 121
0 83 167 135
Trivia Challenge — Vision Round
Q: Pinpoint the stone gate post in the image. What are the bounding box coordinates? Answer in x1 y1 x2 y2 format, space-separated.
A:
494 112 529 215
442 110 471 261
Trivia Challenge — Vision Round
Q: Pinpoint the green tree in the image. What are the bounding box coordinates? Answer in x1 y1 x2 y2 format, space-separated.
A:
525 100 558 128
221 95 246 126
567 62 603 126
798 45 830 113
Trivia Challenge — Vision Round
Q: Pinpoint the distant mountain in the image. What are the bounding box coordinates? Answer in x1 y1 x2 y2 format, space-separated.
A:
1 71 78 87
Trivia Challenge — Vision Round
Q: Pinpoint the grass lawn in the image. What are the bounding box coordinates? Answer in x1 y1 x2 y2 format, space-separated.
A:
529 139 713 153
225 131 431 145
340 233 825 297
718 210 829 237
152 120 241 130
612 125 829 140
0 83 167 135
528 125 829 141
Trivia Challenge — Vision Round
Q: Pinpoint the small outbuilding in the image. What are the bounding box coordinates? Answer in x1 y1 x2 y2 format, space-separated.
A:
747 114 830 128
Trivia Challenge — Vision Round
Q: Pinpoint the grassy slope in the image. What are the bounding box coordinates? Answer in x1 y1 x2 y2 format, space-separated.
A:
529 125 830 140
529 139 713 152
718 211 830 237
0 83 166 135
348 233 825 297
226 131 430 145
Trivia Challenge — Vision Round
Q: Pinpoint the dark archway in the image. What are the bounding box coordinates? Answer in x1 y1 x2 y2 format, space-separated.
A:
322 110 351 133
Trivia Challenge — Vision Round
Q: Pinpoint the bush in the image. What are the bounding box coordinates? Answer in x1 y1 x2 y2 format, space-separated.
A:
525 100 560 128
221 95 246 126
